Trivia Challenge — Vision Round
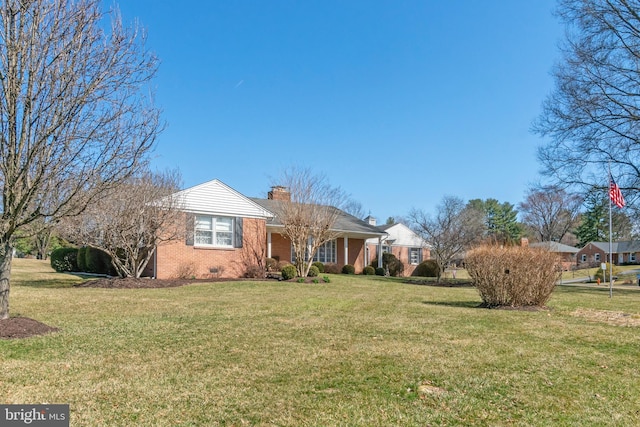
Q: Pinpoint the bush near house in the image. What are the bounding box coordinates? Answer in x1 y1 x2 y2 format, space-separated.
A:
362 266 375 275
323 263 341 274
465 245 560 308
312 262 325 273
307 265 320 277
412 260 439 277
281 264 297 280
370 253 404 277
341 264 355 274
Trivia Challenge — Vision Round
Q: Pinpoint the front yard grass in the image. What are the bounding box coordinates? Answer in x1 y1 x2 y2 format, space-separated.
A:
2 259 640 426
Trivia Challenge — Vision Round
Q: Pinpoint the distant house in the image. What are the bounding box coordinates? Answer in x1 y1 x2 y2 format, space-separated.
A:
146 180 385 279
365 218 431 276
576 241 640 266
528 241 579 271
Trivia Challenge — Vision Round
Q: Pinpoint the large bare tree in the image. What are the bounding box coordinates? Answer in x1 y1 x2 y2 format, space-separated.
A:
60 169 183 278
0 0 161 318
518 185 583 243
534 0 640 201
274 167 348 278
410 196 484 281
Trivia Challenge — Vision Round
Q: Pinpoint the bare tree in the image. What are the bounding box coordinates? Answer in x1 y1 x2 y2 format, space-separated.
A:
0 0 160 318
518 185 583 243
410 196 484 281
534 0 640 200
274 167 348 278
61 169 182 278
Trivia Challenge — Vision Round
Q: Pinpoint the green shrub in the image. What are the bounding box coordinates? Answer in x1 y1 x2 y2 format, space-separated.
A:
412 260 439 277
308 265 320 277
77 247 88 272
465 245 560 308
312 261 325 273
324 263 341 274
85 247 108 274
593 263 619 282
371 253 405 277
323 275 331 283
342 264 355 274
362 266 375 275
50 247 79 272
375 267 386 276
281 264 297 280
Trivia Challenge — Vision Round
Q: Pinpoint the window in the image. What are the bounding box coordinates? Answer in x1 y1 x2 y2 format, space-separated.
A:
594 253 600 262
195 215 234 247
382 245 391 254
581 254 587 262
409 248 421 265
291 239 337 264
631 253 636 262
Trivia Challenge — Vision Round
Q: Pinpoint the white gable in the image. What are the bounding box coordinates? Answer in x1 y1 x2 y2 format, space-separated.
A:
174 179 273 219
367 223 429 247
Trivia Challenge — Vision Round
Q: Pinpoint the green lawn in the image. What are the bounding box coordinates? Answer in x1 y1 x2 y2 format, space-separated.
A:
2 259 640 426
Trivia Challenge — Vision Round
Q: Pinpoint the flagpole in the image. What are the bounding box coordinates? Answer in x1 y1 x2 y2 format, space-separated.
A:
608 164 613 298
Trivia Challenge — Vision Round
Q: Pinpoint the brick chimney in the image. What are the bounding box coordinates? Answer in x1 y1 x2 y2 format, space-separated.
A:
268 186 291 201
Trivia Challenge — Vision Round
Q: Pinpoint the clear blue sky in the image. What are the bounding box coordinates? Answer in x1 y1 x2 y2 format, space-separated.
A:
116 0 563 222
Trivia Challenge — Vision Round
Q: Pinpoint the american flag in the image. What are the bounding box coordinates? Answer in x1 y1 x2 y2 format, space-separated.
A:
609 177 625 209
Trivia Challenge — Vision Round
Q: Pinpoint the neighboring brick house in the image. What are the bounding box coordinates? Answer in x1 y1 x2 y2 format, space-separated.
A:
576 241 640 267
147 179 386 279
364 218 431 277
528 241 579 271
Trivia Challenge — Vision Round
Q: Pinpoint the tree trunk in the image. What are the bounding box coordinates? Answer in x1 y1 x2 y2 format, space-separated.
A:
0 241 14 320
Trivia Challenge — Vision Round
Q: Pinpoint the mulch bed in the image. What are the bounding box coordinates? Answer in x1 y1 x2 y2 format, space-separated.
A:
0 317 60 339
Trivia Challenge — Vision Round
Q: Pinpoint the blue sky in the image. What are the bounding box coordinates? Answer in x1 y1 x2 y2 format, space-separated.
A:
116 1 563 222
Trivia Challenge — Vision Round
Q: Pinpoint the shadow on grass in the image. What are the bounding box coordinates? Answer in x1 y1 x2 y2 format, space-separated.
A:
14 273 92 289
421 300 482 309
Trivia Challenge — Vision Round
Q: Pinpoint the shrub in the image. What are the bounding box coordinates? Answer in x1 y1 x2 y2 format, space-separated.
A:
324 263 341 274
412 260 439 277
371 253 405 277
342 264 355 274
76 247 88 272
312 261 325 273
265 258 279 272
362 266 375 275
85 247 110 274
50 247 79 272
375 267 386 276
308 265 320 277
245 265 265 279
465 245 560 308
323 275 331 283
281 264 297 280
593 263 619 282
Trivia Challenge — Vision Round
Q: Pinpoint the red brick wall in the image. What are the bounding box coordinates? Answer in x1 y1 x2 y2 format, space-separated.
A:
154 216 266 279
268 233 369 273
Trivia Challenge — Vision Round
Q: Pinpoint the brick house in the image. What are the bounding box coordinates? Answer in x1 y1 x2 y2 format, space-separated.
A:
528 241 579 271
576 241 640 267
364 219 431 277
147 179 385 279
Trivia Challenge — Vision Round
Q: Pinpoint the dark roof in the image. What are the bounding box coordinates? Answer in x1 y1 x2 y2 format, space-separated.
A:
581 241 640 253
529 242 579 254
251 198 386 239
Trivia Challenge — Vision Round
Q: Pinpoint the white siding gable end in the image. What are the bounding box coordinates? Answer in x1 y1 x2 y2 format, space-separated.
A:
175 179 274 219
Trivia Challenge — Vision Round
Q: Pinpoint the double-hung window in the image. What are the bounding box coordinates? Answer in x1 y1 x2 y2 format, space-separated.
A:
195 215 234 247
409 248 421 265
